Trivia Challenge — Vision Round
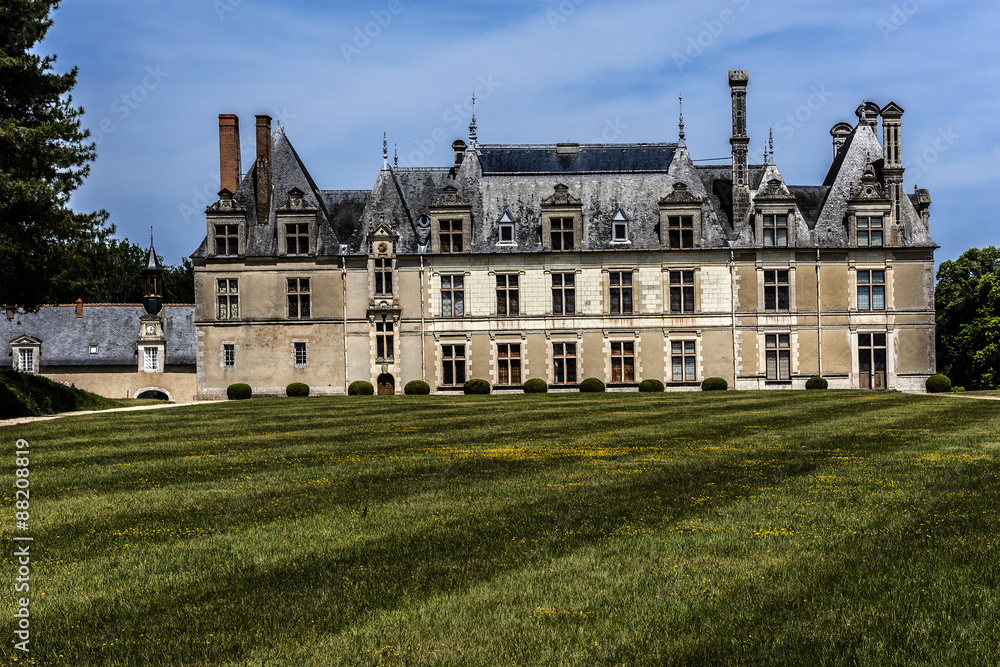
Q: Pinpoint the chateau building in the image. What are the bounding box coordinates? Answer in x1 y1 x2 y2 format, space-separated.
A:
191 70 936 397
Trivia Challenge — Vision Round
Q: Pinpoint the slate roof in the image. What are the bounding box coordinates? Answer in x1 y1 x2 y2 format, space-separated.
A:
2 305 196 366
478 144 677 174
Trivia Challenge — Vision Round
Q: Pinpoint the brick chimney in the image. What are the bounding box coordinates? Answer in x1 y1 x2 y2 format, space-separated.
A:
75 298 83 318
254 114 273 225
219 114 241 194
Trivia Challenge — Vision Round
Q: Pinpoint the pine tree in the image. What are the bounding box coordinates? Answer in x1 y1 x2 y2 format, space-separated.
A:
0 0 111 310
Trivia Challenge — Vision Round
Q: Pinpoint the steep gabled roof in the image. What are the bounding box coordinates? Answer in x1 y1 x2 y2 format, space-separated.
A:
478 144 677 175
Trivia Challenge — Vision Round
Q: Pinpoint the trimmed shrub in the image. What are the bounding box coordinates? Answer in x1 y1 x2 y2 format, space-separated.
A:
701 377 728 391
805 376 828 390
0 370 118 418
227 383 252 400
463 378 491 395
951 386 965 393
348 380 374 396
405 380 431 395
926 374 951 393
638 378 665 392
286 382 309 397
523 378 548 394
579 377 606 393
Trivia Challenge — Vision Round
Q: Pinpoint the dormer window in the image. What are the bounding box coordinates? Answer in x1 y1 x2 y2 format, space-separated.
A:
763 214 788 247
611 209 629 243
215 224 238 257
857 216 883 247
285 223 309 256
497 211 516 246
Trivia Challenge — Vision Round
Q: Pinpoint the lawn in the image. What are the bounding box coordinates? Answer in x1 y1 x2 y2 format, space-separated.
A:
2 391 999 666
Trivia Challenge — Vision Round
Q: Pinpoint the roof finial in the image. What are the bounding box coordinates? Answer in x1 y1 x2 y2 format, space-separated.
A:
469 93 478 145
394 142 398 168
678 93 686 148
860 99 867 126
150 225 154 247
768 128 774 164
383 132 388 160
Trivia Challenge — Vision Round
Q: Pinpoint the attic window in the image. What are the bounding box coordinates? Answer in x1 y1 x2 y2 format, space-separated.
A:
611 209 629 243
763 214 788 247
497 211 515 246
89 344 99 355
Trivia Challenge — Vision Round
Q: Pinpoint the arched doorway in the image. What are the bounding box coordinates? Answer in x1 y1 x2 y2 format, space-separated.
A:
376 373 395 395
136 388 170 401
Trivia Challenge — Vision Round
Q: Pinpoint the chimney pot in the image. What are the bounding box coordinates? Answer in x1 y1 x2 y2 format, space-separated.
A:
75 298 83 318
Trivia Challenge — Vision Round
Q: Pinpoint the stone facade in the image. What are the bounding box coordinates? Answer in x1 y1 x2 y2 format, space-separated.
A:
190 70 936 396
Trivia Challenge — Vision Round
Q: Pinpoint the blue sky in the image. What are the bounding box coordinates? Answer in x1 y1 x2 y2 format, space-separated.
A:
40 0 1000 266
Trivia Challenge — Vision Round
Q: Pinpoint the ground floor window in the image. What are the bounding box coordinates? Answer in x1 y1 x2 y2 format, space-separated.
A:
611 341 635 383
497 344 521 386
765 334 790 380
553 342 577 384
294 341 307 366
223 343 235 368
859 333 887 389
671 341 696 381
17 348 35 373
442 344 466 386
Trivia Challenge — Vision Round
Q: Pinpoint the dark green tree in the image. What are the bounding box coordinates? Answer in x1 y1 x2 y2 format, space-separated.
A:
163 257 195 304
948 273 1000 389
1 0 111 310
935 246 1000 388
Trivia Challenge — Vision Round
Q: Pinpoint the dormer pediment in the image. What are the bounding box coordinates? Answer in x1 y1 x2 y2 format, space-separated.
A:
278 186 318 212
10 335 41 347
659 182 701 206
206 188 246 213
541 183 582 207
849 163 889 202
755 178 795 203
368 212 399 242
431 185 471 209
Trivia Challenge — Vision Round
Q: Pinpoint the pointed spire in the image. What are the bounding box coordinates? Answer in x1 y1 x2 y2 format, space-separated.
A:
150 225 154 248
393 143 398 168
677 93 686 148
469 93 478 145
768 128 774 164
382 132 389 169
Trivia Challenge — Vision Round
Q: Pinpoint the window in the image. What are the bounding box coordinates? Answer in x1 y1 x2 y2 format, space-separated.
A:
553 342 577 384
669 271 695 313
294 341 307 366
215 224 238 257
442 344 466 386
765 334 790 381
17 349 34 373
671 341 696 382
612 210 628 243
763 214 788 247
496 274 519 316
217 279 239 320
667 215 693 249
376 320 394 361
609 271 633 315
552 273 575 315
857 216 883 247
857 270 886 311
441 275 464 317
497 344 521 386
439 219 463 253
764 270 790 312
223 344 235 368
375 258 392 296
611 341 635 383
858 333 887 390
498 213 515 245
550 217 574 251
285 223 309 256
143 347 159 372
89 344 99 355
287 278 311 319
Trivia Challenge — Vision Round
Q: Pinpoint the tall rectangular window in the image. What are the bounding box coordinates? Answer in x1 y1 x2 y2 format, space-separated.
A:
671 341 696 382
215 224 238 257
374 258 392 296
497 344 521 386
765 334 791 380
223 343 235 368
287 278 311 319
376 320 394 361
553 342 577 384
496 274 519 316
217 279 239 320
859 333 887 390
857 217 884 247
442 344 466 386
285 223 309 256
552 273 575 315
143 347 159 372
609 271 633 315
294 341 307 366
669 271 695 313
17 349 34 373
667 215 693 249
763 270 790 312
763 214 788 247
439 219 463 253
550 217 574 251
611 341 635 384
441 275 464 317
857 270 886 311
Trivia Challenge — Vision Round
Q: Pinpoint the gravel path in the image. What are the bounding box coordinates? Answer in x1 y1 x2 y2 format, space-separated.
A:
0 401 216 427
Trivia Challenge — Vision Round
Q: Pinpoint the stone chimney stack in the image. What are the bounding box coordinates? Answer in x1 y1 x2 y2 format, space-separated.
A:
830 122 853 158
880 102 905 227
219 114 241 194
254 114 273 225
452 140 467 167
729 70 750 229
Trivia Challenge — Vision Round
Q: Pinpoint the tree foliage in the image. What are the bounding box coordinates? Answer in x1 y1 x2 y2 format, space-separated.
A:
935 247 1000 389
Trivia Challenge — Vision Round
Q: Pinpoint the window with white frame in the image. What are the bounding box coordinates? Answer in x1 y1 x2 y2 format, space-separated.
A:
223 343 235 368
17 348 35 373
611 209 629 243
143 347 159 372
294 341 307 366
